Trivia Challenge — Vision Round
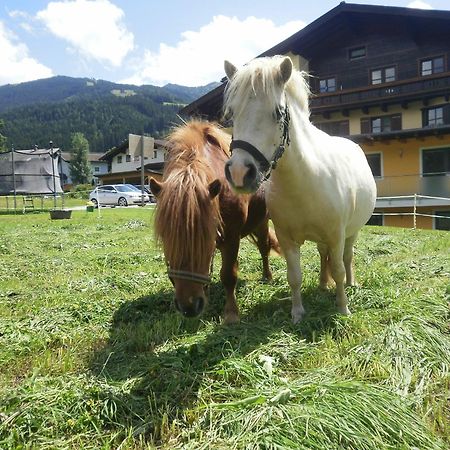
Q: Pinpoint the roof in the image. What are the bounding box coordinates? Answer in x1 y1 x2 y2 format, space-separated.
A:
180 2 450 117
99 138 167 161
61 152 106 162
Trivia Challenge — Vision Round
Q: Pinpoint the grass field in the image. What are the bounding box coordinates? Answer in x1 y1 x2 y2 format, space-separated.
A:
0 208 449 449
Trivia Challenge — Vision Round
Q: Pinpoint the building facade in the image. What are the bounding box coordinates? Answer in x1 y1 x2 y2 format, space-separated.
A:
98 134 166 186
60 152 108 189
182 3 450 230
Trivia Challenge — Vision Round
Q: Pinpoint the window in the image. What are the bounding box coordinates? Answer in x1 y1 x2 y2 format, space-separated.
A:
421 56 444 76
423 105 450 127
117 155 122 164
422 147 450 176
316 120 349 136
94 166 100 173
153 150 158 158
366 153 382 177
361 114 401 134
371 67 396 85
435 211 450 231
319 78 336 93
125 154 131 162
349 46 366 60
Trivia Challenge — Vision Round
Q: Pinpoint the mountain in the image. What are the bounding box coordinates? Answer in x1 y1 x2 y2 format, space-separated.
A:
0 76 220 152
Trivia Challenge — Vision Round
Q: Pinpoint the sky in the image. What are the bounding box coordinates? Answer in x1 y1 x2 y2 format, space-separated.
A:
0 0 448 88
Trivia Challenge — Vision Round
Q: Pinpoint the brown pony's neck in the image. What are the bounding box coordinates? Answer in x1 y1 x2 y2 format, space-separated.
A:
154 121 229 272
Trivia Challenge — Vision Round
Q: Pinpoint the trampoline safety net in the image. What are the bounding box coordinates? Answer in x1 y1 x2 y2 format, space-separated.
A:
0 148 63 195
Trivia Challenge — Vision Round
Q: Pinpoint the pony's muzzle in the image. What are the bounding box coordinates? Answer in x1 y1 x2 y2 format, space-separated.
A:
174 296 205 318
225 159 259 193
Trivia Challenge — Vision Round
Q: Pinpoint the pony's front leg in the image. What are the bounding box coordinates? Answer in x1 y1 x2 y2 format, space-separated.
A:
277 233 304 323
329 239 351 316
252 220 273 281
219 238 240 324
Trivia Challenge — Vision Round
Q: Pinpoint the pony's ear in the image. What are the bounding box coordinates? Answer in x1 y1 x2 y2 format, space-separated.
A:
224 60 237 80
208 179 221 199
150 177 163 197
279 57 293 84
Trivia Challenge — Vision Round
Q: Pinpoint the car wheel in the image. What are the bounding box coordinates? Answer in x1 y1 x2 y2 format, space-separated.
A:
118 197 128 207
90 198 98 208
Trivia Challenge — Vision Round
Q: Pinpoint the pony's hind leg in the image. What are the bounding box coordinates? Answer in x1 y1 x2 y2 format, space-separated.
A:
317 243 332 289
344 234 357 286
329 238 351 316
219 238 241 324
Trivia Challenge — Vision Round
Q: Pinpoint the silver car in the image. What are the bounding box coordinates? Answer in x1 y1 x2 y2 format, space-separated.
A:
89 184 150 207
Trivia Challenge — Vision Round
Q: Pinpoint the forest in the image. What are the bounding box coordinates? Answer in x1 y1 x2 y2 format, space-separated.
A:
0 76 219 152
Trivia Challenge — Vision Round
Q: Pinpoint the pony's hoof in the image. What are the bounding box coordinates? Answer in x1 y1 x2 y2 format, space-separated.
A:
291 307 305 324
338 306 351 316
223 313 240 325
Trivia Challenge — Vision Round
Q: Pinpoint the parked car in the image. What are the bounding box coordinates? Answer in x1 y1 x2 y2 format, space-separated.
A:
89 184 150 207
132 184 156 203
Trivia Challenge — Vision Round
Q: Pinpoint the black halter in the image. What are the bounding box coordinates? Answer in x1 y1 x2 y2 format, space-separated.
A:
230 102 290 181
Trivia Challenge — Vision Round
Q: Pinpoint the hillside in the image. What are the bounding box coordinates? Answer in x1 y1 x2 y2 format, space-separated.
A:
0 76 220 152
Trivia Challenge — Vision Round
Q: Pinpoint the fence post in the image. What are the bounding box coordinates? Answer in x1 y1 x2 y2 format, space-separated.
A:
413 193 417 230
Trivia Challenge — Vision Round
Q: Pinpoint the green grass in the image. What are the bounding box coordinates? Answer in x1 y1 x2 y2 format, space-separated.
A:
0 208 449 449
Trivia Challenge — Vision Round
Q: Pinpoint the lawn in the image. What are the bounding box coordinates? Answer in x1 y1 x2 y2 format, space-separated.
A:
0 208 449 449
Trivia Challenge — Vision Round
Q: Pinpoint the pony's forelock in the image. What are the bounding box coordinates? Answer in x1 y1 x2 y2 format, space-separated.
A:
223 56 310 119
154 121 227 271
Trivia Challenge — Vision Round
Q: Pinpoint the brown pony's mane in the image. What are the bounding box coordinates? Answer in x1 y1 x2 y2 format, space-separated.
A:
154 120 230 271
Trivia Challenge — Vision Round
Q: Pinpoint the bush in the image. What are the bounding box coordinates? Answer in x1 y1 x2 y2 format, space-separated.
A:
67 183 92 199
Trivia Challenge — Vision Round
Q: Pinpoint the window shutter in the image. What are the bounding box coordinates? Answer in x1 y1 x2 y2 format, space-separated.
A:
391 114 402 131
443 104 450 125
361 118 371 134
422 109 428 127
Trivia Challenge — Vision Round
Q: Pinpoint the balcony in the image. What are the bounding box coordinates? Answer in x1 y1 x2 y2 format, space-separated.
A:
375 174 450 207
311 73 450 112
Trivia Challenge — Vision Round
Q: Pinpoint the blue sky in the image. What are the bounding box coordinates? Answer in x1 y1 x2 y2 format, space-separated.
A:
0 0 448 87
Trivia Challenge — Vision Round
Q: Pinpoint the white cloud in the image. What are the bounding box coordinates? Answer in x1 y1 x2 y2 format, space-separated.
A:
0 21 53 85
407 1 433 9
122 15 305 87
36 0 134 67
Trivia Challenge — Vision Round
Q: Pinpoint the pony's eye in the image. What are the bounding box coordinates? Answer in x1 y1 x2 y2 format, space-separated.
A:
224 108 233 121
274 107 282 121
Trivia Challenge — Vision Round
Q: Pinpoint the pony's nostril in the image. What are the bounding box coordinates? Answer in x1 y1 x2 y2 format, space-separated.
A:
243 162 257 187
246 162 257 181
194 297 205 315
224 161 232 183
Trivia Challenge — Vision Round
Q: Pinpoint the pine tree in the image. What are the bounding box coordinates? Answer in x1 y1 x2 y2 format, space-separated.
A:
0 119 7 153
70 132 92 185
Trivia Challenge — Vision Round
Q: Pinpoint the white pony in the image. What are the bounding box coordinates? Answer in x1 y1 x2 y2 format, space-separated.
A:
223 56 376 323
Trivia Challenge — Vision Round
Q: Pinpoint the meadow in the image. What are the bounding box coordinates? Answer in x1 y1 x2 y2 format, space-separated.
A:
0 208 449 449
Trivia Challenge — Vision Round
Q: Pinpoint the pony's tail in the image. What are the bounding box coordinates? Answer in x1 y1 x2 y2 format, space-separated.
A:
248 227 282 256
267 228 282 256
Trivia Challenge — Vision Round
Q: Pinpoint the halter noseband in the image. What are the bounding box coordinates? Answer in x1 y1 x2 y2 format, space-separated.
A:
230 102 290 181
167 268 211 285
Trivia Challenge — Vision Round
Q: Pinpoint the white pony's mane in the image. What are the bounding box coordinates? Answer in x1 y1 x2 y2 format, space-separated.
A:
223 56 311 119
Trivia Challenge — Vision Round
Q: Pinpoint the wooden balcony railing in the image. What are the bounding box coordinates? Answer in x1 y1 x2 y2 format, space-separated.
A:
311 74 450 110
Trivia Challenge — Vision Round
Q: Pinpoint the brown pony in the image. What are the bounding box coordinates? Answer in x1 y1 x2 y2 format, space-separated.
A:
150 120 279 324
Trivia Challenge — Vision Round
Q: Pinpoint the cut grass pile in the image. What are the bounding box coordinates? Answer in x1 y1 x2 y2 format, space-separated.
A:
0 208 449 449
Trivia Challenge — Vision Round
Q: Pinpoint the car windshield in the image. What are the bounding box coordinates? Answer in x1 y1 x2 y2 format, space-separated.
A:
115 185 137 192
126 184 142 191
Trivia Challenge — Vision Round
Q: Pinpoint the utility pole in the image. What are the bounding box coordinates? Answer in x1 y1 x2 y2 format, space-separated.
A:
50 141 57 209
11 144 17 211
140 133 145 207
